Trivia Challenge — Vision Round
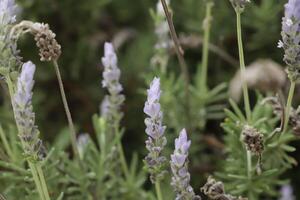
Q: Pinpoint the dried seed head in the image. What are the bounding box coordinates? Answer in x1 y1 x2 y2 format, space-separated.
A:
201 176 247 200
33 23 61 61
10 21 61 62
201 176 225 199
242 125 264 156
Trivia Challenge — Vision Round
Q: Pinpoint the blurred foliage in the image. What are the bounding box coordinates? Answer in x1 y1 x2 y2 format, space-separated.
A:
1 0 300 199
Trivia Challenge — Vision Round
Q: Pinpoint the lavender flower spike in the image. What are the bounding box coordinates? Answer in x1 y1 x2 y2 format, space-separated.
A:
144 77 167 183
279 0 300 81
0 0 18 25
171 129 201 200
100 42 125 126
279 185 295 200
13 61 46 161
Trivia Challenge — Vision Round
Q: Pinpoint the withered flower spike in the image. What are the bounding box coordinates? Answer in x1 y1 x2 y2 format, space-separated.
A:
10 20 61 62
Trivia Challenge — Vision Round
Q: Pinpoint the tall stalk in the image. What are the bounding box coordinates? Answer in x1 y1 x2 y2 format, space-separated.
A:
155 180 163 200
198 2 214 93
159 0 191 126
236 11 251 122
283 81 296 134
52 60 80 160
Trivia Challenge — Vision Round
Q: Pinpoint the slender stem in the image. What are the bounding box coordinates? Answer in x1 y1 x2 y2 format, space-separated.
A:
114 125 129 178
246 150 253 200
0 125 15 161
198 2 214 93
160 0 191 127
117 141 129 178
36 164 51 200
28 162 46 200
236 12 251 122
52 61 79 159
155 180 163 200
283 81 296 134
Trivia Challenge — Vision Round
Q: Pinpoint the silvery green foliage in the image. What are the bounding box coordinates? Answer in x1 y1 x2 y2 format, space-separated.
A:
13 61 46 161
144 77 167 183
278 0 300 81
229 0 250 12
217 97 297 199
150 0 170 73
100 42 125 130
170 129 200 200
279 185 295 200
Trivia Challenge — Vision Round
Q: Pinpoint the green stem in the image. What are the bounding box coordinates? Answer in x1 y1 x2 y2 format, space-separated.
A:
114 126 129 178
155 180 163 200
246 150 253 200
0 125 15 161
36 164 51 200
236 12 251 122
52 61 80 160
199 2 214 93
28 162 46 200
283 81 296 134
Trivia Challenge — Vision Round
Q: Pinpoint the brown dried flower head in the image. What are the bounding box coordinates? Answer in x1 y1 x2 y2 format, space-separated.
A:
10 20 61 61
201 176 247 200
242 125 264 156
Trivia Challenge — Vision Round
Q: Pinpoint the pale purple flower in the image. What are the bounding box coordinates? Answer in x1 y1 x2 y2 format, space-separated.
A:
150 0 170 72
101 42 122 95
13 61 46 161
100 42 125 128
279 185 295 200
144 77 167 183
170 129 200 200
0 0 18 25
280 0 300 81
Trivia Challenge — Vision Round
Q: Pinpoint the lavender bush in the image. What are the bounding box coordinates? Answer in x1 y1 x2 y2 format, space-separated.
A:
1 0 300 199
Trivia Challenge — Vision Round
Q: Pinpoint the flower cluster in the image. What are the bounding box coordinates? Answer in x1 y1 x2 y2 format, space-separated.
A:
170 129 200 200
279 0 300 81
150 0 170 72
13 61 46 161
279 185 295 200
0 0 18 25
242 125 264 156
10 21 61 62
33 23 61 62
144 77 167 183
229 0 250 12
0 0 20 74
100 42 125 128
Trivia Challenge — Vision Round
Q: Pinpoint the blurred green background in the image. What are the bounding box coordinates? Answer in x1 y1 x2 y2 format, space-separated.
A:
8 0 300 198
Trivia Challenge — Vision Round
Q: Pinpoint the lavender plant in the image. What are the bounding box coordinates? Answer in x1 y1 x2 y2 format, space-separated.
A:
144 77 167 200
278 0 300 133
170 129 200 200
1 0 300 199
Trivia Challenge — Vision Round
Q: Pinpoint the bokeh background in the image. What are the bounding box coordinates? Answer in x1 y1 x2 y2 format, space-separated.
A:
6 0 300 198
